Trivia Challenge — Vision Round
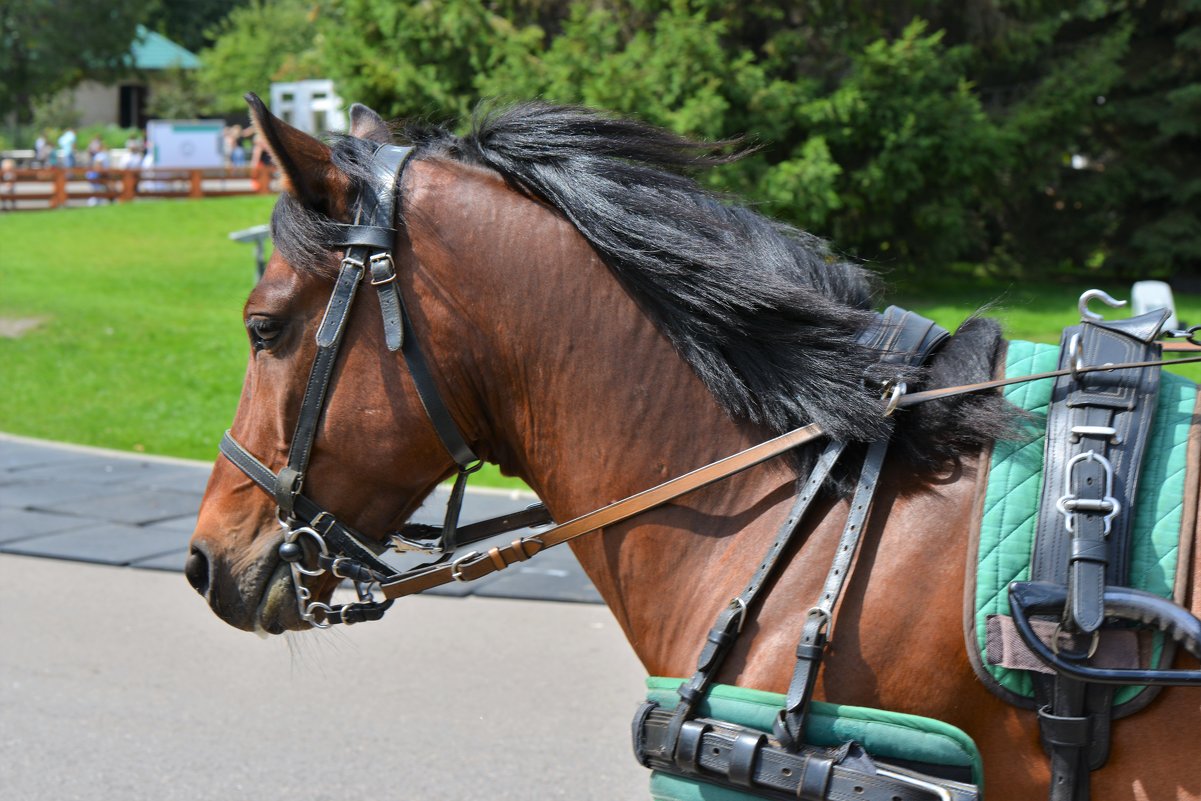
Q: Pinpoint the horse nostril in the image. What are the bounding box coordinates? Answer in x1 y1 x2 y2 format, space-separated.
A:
185 547 211 596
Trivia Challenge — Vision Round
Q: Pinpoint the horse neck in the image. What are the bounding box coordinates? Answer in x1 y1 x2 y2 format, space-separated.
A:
401 158 803 671
401 157 776 518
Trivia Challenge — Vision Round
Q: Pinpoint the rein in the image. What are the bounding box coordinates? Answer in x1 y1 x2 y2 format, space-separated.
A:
219 143 1201 628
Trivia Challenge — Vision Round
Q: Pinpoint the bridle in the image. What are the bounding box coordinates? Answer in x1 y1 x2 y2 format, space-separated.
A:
219 143 546 626
218 141 1201 630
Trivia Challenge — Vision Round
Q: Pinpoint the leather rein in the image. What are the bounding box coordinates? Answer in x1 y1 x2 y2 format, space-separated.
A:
218 143 1201 628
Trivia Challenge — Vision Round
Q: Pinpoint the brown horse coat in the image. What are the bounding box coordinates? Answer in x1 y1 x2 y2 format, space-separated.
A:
191 106 1201 800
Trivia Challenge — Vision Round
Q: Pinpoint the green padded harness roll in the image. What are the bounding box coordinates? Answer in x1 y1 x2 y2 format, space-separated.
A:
644 677 984 800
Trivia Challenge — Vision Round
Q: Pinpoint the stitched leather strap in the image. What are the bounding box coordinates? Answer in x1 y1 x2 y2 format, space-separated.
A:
775 436 892 747
668 440 846 751
635 704 980 801
379 423 829 599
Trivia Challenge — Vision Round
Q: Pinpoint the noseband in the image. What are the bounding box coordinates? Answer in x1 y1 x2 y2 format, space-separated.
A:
219 144 549 626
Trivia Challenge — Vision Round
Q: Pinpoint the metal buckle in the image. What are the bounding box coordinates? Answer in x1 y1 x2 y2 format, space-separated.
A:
875 767 954 801
451 551 482 582
388 531 445 556
1070 425 1120 445
368 252 396 285
728 597 748 634
1055 450 1121 535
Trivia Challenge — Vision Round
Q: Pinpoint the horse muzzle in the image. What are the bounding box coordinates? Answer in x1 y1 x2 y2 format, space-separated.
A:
185 537 311 634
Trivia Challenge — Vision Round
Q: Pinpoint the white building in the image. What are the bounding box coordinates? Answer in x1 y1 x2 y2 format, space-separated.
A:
269 80 347 135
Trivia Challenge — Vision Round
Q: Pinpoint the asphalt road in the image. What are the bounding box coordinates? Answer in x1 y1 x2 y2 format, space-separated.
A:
0 553 651 800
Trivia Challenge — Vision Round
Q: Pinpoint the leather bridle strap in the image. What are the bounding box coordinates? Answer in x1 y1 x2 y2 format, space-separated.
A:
377 423 828 599
219 142 486 578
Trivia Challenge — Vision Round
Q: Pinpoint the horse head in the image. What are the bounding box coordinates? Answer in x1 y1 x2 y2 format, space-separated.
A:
188 98 472 633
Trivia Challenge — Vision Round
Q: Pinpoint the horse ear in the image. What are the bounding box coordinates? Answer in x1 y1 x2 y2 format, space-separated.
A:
349 103 392 143
245 92 347 215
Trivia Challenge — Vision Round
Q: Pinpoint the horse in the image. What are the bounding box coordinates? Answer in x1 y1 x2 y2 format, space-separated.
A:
186 96 1201 800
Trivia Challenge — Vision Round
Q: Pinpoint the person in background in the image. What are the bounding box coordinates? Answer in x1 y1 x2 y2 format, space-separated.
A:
86 145 111 204
121 131 145 169
87 135 105 165
231 125 246 166
249 128 272 192
34 132 51 166
223 124 247 167
57 128 77 168
0 158 16 210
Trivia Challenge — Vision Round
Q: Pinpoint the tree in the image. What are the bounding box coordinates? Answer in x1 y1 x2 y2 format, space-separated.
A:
197 0 328 115
144 0 248 54
0 0 145 127
305 0 1201 276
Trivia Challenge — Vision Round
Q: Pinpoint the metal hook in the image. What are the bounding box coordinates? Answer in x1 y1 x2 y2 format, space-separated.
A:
1078 289 1127 322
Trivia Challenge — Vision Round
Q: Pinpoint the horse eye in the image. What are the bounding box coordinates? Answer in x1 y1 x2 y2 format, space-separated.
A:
247 316 286 352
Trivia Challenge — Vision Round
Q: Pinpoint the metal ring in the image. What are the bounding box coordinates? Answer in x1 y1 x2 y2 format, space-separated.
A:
301 601 335 629
1068 333 1084 379
284 526 330 577
881 380 907 417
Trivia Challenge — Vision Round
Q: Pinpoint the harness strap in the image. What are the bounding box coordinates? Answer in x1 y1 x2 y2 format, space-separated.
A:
378 422 829 598
776 437 891 747
897 351 1201 408
667 440 846 749
636 705 979 801
1023 310 1167 801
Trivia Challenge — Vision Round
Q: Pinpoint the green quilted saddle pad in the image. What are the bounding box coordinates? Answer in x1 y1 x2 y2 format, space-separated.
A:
973 340 1196 703
644 677 984 800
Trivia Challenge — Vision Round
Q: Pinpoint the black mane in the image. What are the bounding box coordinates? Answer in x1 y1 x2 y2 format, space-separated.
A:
273 102 1011 477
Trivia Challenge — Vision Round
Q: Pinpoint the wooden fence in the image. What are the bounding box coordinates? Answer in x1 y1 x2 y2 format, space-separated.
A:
0 165 279 211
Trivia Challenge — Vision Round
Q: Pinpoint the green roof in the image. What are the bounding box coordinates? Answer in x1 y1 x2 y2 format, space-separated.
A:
130 25 201 70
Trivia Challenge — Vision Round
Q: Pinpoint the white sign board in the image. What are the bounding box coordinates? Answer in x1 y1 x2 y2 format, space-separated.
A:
147 120 224 168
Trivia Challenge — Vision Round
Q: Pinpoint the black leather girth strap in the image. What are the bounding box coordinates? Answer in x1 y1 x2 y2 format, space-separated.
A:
1028 308 1168 801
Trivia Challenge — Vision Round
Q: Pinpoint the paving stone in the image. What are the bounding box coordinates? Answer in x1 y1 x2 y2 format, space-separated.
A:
130 549 189 572
37 488 202 525
0 508 98 543
0 440 88 471
13 458 202 488
0 480 115 510
0 523 192 565
149 514 199 533
0 437 606 606
473 564 603 604
141 469 210 495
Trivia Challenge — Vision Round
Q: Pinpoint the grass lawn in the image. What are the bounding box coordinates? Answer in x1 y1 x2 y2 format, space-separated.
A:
2 199 1196 492
1 198 269 460
885 270 1201 384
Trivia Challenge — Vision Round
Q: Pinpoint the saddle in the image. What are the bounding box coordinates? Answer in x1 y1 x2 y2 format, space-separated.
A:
633 296 1201 801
